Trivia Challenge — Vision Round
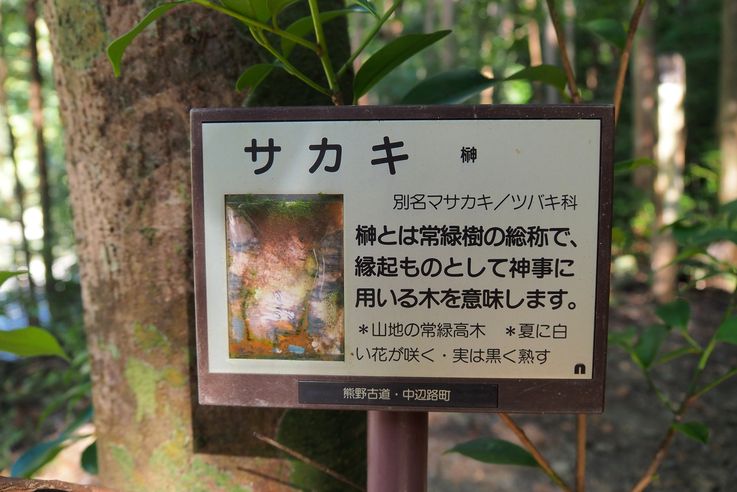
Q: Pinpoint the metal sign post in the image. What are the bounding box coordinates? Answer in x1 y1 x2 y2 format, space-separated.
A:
190 105 614 489
368 411 428 492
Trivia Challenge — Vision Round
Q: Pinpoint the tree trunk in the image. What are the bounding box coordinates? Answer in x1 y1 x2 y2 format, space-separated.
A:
717 0 737 265
652 54 686 303
632 0 657 191
44 1 360 490
0 23 39 324
27 0 56 304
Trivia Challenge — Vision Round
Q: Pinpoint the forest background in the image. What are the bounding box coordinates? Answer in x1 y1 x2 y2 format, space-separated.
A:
0 0 736 491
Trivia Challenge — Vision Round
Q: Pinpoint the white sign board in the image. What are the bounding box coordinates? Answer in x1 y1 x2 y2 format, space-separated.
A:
192 106 613 412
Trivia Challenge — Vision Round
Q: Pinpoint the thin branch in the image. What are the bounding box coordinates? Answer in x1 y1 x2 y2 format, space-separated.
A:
543 0 580 103
336 0 402 79
498 413 572 492
237 466 307 491
575 414 586 492
630 395 695 492
613 0 648 124
250 28 331 97
694 367 737 398
191 0 320 53
253 432 366 492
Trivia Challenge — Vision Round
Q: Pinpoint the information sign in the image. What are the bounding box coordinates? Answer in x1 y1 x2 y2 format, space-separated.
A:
191 105 613 412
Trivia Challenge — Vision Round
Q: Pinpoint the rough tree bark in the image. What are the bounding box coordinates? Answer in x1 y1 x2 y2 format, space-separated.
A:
44 1 360 490
632 1 657 191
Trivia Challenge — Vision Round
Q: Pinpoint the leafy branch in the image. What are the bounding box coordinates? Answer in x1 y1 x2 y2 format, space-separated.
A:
107 0 451 106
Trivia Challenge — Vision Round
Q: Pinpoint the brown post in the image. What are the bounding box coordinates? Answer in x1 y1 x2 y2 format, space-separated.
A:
367 411 428 492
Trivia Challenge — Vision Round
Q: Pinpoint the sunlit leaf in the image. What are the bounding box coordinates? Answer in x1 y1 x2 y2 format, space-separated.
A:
401 68 496 104
584 19 626 50
354 30 451 100
505 64 567 93
81 441 99 475
446 438 538 467
0 327 69 361
716 316 737 345
107 1 188 77
282 6 370 57
0 270 25 287
235 63 275 92
655 299 690 330
633 325 668 369
673 422 709 444
354 0 379 19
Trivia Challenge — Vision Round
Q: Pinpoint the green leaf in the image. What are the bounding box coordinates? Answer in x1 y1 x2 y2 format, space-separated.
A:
0 327 69 361
354 0 379 19
222 0 270 21
11 407 92 478
655 299 690 330
720 199 737 224
584 19 626 50
608 326 637 351
268 0 298 16
0 270 26 287
353 30 452 101
10 438 66 478
81 441 99 475
401 68 496 104
107 1 188 77
282 6 369 57
633 325 668 369
235 63 275 92
673 422 710 444
446 438 538 467
614 157 655 177
716 316 737 345
505 64 567 93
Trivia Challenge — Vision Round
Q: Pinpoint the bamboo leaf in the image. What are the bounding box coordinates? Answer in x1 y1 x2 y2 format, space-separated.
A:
0 327 69 361
673 422 710 444
716 316 737 345
107 1 189 77
446 438 538 467
353 30 452 100
400 68 496 104
235 63 276 92
655 299 690 330
584 19 627 50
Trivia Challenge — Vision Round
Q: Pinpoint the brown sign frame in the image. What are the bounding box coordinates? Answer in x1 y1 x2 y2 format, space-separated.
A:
191 104 614 413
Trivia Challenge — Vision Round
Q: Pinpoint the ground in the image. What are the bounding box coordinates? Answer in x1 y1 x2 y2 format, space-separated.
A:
428 286 737 491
